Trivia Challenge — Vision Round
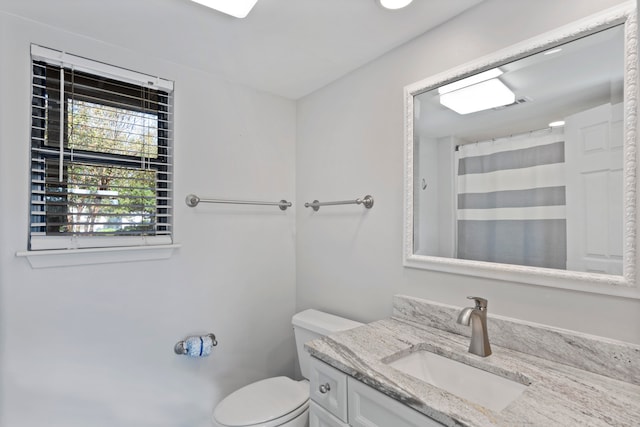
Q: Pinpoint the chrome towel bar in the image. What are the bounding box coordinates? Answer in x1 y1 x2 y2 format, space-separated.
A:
185 194 292 211
304 195 374 211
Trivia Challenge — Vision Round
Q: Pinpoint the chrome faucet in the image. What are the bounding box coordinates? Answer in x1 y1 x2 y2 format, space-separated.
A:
457 296 492 357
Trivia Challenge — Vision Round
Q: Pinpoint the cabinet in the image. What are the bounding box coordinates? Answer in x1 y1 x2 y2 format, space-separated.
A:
310 401 349 427
309 357 444 427
309 357 349 422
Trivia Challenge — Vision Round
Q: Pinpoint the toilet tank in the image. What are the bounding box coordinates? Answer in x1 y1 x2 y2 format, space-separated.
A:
292 309 363 379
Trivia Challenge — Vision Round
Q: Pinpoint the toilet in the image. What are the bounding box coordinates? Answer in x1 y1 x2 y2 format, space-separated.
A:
212 309 362 427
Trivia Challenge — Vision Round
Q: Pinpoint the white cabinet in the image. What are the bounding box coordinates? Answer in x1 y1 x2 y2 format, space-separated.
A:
347 377 443 427
310 401 349 427
309 357 349 422
309 357 444 427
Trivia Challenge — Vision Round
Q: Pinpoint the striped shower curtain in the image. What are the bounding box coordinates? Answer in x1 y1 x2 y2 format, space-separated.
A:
456 131 567 270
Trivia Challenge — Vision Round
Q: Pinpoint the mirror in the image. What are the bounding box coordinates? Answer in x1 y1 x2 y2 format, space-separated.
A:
403 4 638 296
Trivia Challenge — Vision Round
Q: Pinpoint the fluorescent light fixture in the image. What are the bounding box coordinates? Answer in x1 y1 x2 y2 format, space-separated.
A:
439 78 515 115
549 120 565 127
378 0 414 10
190 0 258 18
438 68 503 95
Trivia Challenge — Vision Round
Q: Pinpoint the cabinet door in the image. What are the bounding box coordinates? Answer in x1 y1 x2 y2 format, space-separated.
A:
309 358 349 422
347 378 444 427
310 401 350 427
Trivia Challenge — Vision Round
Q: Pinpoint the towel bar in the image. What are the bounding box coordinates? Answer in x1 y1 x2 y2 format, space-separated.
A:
186 194 291 210
304 195 374 211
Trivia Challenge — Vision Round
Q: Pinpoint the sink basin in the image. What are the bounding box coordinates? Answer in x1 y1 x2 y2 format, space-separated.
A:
387 351 528 412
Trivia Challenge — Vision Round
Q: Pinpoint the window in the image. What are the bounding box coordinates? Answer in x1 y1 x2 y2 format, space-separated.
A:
29 46 174 251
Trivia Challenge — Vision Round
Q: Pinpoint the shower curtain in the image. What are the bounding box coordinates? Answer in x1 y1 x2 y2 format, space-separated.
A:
456 130 567 269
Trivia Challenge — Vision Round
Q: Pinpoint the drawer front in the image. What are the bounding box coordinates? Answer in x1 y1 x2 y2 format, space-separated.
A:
309 357 349 422
310 401 349 427
347 378 444 427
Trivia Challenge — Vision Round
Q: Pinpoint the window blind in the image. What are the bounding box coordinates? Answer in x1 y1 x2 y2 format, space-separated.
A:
29 45 174 250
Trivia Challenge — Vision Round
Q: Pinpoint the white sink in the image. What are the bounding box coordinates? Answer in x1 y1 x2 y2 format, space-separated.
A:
387 351 528 412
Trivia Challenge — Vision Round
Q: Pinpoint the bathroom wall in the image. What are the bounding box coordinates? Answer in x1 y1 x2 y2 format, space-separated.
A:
0 12 296 427
296 0 640 344
1 1 638 425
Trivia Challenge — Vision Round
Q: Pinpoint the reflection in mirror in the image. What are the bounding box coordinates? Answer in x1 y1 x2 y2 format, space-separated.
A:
406 8 638 290
413 25 623 274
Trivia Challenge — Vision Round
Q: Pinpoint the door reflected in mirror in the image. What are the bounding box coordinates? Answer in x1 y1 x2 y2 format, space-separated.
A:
405 9 638 291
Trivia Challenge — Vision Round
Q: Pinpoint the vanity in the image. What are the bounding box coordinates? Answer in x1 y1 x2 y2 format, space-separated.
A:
308 355 442 427
305 295 640 427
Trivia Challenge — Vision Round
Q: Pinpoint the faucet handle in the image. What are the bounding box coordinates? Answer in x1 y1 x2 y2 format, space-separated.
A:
467 296 488 310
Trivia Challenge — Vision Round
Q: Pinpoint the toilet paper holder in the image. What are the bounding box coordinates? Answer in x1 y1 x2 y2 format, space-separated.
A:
174 333 218 355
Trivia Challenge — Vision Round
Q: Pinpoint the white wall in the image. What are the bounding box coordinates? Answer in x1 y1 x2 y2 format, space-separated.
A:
2 1 639 425
415 136 438 256
0 12 297 427
296 0 640 344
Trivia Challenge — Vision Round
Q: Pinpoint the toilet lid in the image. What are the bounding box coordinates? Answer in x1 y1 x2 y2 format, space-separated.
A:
214 377 309 426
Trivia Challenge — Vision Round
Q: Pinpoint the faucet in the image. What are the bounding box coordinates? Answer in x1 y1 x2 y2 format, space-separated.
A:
457 296 492 357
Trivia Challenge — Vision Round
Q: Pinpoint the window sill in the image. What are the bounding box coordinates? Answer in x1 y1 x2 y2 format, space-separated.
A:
16 244 181 268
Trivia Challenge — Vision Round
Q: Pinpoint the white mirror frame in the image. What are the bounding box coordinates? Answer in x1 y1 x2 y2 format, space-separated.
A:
403 2 639 299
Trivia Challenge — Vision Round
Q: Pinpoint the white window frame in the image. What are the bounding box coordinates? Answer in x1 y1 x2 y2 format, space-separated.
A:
17 46 179 267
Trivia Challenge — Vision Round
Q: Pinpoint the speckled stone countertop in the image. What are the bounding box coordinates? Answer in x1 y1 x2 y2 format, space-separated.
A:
305 296 640 427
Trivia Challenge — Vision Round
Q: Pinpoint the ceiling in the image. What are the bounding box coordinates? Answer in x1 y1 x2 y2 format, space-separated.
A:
415 24 624 142
0 0 483 99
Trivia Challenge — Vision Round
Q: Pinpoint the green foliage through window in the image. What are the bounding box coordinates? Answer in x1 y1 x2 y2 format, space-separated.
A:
69 100 159 159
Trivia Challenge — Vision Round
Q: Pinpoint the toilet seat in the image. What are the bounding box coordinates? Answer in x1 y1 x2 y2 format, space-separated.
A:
213 377 309 427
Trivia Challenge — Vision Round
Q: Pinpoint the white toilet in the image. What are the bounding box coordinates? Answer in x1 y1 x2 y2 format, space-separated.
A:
212 309 362 427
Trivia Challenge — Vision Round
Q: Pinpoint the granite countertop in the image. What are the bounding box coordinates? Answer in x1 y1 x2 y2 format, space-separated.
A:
305 316 640 427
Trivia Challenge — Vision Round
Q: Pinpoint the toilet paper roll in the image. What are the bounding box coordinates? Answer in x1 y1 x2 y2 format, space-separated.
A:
184 335 214 357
